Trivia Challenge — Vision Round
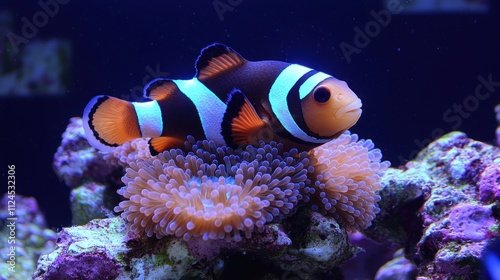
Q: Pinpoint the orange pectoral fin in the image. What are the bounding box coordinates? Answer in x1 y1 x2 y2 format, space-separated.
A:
222 89 266 148
148 136 185 155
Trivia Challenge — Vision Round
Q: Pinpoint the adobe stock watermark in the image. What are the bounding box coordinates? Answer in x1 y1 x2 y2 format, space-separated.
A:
213 0 243 21
7 0 71 53
120 64 169 101
339 0 404 63
396 73 500 165
6 165 17 275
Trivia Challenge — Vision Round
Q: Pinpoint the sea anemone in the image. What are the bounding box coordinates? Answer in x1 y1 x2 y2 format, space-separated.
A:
114 137 309 241
102 138 151 167
111 132 388 240
307 132 390 231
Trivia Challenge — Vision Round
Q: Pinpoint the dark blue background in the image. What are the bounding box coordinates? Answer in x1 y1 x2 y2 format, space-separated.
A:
1 0 499 230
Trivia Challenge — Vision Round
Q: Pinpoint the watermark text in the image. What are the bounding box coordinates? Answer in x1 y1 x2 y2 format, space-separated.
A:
397 73 500 165
340 0 403 63
7 0 71 53
6 165 17 273
121 64 169 101
213 0 243 21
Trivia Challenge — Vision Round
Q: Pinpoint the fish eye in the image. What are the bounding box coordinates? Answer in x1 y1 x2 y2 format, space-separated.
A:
313 87 331 103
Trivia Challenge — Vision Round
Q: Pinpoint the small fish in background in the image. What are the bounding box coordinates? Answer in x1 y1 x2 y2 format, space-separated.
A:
83 43 362 154
481 237 500 280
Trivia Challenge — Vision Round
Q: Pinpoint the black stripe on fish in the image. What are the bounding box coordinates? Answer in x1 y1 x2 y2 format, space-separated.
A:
156 88 206 141
286 70 333 141
221 89 245 148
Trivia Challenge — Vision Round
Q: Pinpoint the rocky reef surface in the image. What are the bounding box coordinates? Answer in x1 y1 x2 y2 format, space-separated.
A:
52 117 122 225
366 131 500 279
33 210 359 280
33 112 500 279
0 194 57 280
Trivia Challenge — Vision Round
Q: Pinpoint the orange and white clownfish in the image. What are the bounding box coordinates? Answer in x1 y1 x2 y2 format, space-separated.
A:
83 43 362 155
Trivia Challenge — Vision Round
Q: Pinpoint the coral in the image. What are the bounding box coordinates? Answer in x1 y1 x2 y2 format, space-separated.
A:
33 218 128 280
496 104 500 146
114 138 310 241
0 194 57 280
415 132 497 183
365 131 500 279
113 133 387 241
53 117 121 188
478 162 500 203
70 182 117 225
53 117 123 226
307 132 390 231
280 209 361 279
43 252 120 280
363 168 427 244
33 213 359 279
101 138 151 168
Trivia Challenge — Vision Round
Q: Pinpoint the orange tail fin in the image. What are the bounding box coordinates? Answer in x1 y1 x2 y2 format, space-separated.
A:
83 95 141 151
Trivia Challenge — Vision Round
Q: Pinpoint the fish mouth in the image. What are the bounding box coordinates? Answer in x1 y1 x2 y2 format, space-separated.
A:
335 98 362 119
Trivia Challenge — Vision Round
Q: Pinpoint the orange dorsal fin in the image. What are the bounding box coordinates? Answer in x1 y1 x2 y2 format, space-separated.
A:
83 95 141 151
143 78 177 101
195 43 247 81
222 89 266 148
148 136 185 155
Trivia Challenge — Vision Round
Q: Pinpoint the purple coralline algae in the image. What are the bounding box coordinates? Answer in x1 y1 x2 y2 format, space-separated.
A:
365 131 500 279
53 117 121 188
33 211 358 279
53 117 122 224
478 163 500 203
0 194 57 280
496 104 500 147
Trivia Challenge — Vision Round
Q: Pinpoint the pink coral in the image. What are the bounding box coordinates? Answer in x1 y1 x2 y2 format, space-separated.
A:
112 132 387 240
114 138 309 241
307 132 390 231
102 138 151 167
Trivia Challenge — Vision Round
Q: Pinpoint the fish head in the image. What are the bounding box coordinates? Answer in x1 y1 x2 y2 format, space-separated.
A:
301 77 362 137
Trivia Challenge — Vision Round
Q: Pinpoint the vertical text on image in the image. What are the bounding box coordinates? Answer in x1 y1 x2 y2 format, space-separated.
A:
6 165 17 273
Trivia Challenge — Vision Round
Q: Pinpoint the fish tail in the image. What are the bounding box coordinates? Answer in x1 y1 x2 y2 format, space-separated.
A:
83 95 142 151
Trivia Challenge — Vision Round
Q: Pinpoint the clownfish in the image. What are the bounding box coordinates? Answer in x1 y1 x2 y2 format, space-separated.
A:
83 43 362 154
